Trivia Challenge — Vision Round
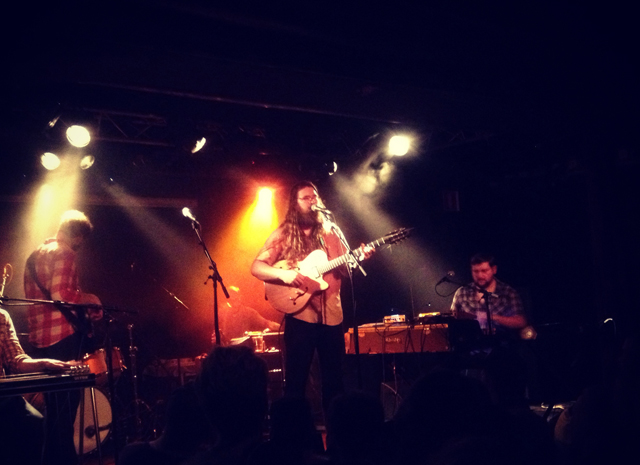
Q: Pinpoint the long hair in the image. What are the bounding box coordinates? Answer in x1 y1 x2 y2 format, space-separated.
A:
280 181 326 263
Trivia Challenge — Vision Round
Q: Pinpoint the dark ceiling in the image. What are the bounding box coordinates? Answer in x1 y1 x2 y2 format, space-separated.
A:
3 1 638 193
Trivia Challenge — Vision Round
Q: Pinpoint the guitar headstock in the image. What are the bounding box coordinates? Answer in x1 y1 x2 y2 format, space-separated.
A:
383 227 414 245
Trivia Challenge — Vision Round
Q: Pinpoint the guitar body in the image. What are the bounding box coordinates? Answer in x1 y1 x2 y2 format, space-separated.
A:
263 228 413 314
264 250 331 314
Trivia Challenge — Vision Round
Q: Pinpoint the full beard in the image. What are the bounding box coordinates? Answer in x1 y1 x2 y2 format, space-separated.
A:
298 210 321 228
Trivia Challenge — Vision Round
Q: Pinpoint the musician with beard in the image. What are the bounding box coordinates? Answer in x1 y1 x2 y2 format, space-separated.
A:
251 181 372 416
451 253 528 336
23 210 103 465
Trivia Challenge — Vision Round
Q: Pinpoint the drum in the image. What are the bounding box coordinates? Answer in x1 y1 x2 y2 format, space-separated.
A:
22 391 45 415
74 387 112 455
83 347 125 384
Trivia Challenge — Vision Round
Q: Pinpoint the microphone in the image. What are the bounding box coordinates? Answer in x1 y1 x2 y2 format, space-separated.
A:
182 207 201 228
436 271 455 286
474 284 499 298
182 207 197 222
311 205 332 214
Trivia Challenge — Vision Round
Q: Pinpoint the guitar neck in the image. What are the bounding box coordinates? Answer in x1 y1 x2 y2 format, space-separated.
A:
316 238 382 276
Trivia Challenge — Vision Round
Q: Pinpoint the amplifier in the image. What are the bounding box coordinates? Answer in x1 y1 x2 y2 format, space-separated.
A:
347 324 450 354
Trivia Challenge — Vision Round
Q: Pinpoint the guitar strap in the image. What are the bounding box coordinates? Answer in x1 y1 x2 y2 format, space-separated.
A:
25 251 90 335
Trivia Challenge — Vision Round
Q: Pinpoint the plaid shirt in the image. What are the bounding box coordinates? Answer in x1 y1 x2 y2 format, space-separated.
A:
0 309 30 376
23 238 83 348
450 279 524 331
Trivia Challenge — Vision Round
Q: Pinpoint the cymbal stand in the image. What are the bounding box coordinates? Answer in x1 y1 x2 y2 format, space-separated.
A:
126 324 151 441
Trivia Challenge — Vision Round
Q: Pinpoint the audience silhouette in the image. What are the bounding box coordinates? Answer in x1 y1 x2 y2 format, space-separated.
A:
326 390 389 465
110 328 640 465
120 382 212 465
249 396 326 465
185 345 269 465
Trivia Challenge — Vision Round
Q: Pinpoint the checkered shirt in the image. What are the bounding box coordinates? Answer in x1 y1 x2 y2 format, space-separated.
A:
450 279 524 331
0 309 30 376
23 238 83 348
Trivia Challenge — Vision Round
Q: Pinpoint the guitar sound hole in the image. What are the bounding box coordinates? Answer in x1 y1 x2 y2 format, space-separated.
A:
289 287 308 305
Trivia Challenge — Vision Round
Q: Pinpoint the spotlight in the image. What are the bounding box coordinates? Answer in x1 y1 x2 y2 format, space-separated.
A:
41 152 61 170
48 115 61 128
258 187 273 203
191 137 207 154
388 135 411 156
66 125 91 148
80 155 95 170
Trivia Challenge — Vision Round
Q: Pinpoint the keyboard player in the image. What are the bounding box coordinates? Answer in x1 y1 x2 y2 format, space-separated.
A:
1 308 75 464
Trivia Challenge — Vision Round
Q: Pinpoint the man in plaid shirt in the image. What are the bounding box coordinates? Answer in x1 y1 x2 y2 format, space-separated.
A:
451 253 528 335
23 210 103 465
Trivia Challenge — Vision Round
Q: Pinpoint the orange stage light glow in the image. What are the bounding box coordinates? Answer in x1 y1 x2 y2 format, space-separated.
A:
239 187 278 244
202 185 283 327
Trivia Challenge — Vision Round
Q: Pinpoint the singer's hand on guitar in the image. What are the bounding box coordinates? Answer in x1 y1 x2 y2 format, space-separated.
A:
280 269 304 287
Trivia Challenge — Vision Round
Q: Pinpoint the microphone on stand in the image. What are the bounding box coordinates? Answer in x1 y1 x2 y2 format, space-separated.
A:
474 283 499 298
311 205 332 215
182 207 200 227
436 270 456 285
1 263 12 295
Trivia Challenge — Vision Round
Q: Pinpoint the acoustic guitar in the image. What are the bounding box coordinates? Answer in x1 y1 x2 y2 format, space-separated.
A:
264 228 412 313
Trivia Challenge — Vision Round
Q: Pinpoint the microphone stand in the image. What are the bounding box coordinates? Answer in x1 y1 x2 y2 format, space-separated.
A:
320 211 366 389
1 263 12 297
186 219 229 346
476 287 494 337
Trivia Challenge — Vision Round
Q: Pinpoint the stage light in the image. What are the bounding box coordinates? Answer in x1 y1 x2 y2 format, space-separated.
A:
240 187 278 243
41 152 61 170
257 187 273 205
66 125 91 148
48 115 60 128
254 188 275 224
388 135 411 156
191 137 207 153
80 155 95 170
